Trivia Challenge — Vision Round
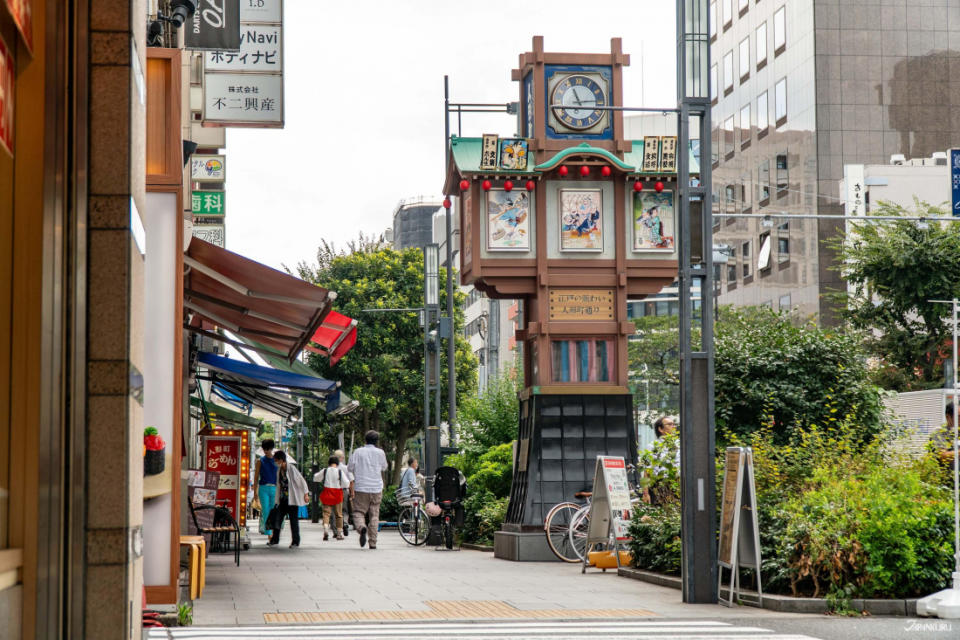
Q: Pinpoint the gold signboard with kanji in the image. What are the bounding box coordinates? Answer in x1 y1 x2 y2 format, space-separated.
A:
549 289 615 321
659 136 677 173
642 136 661 172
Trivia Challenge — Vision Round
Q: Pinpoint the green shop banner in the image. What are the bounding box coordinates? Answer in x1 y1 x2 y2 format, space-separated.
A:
192 190 225 217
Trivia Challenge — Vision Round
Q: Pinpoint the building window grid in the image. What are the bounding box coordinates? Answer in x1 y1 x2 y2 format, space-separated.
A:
774 78 787 126
723 51 734 94
758 159 771 203
773 6 786 54
709 1 717 39
776 153 789 199
739 37 750 81
756 22 767 69
740 103 751 148
723 0 733 28
723 116 735 160
757 90 769 133
710 63 718 102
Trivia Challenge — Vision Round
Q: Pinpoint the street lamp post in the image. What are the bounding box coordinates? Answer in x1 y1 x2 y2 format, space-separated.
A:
424 243 441 476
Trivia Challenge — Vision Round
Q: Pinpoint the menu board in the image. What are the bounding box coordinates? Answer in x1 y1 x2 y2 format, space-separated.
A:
187 469 220 544
718 447 742 566
203 435 241 523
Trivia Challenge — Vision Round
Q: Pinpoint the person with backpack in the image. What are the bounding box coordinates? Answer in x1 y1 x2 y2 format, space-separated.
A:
319 455 350 541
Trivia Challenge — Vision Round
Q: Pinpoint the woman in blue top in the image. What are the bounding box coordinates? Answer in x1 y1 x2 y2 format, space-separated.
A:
253 439 278 536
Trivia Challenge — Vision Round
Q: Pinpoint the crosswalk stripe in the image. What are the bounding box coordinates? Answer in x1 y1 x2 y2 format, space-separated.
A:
148 619 821 640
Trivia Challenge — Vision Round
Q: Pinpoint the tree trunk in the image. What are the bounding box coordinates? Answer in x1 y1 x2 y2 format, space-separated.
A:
391 423 409 486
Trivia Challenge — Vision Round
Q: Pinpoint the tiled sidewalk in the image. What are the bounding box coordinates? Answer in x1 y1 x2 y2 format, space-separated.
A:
192 519 787 626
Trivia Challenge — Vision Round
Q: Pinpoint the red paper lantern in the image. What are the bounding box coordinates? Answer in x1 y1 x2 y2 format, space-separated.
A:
504 180 514 192
525 180 536 191
655 181 665 193
601 166 612 177
579 165 590 177
482 179 492 191
443 198 452 209
459 179 470 191
558 165 569 177
633 181 644 192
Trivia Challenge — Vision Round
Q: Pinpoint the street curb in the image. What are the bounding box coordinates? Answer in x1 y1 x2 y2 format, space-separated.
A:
617 567 918 616
460 543 494 552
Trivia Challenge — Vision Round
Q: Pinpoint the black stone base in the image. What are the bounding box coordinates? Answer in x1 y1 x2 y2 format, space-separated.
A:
493 530 560 562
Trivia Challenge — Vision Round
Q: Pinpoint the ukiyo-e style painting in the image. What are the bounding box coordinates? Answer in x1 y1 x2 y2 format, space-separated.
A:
499 138 529 170
632 190 675 251
560 189 603 251
487 189 530 250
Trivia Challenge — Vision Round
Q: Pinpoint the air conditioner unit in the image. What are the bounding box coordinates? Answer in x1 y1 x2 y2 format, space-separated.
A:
890 154 906 165
932 151 948 166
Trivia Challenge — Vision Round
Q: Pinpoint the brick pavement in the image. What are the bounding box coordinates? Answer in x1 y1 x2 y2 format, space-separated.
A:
192 519 792 626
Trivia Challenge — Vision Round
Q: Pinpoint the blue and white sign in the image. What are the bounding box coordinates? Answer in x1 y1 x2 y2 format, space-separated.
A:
951 148 960 216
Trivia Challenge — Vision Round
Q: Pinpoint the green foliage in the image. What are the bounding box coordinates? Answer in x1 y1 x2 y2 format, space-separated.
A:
176 603 193 627
637 432 680 504
627 315 687 417
456 370 520 459
458 491 509 546
379 485 401 522
627 503 682 575
714 307 884 445
836 199 960 390
296 236 477 480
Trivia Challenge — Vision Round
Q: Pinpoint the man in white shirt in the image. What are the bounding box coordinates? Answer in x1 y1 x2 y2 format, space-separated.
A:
347 430 388 549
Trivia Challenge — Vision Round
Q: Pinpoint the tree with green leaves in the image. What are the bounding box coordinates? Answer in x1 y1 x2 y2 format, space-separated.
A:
627 315 684 418
296 236 477 483
836 200 960 390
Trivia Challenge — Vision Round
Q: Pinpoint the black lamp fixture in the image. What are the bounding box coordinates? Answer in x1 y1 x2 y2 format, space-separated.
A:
183 140 198 168
148 0 197 48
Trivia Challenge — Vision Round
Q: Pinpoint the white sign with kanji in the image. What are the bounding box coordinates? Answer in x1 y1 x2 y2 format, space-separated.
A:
204 25 282 72
203 73 283 126
240 0 282 23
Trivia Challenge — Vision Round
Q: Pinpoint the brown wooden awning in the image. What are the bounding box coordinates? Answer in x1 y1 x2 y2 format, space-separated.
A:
184 238 334 363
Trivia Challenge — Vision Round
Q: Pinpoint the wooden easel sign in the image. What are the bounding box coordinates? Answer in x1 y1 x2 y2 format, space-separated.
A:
581 455 633 573
717 446 763 606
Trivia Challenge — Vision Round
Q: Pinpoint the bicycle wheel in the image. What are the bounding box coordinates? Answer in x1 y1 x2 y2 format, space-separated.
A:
398 507 428 546
568 504 591 561
544 502 582 562
413 508 430 545
442 517 454 549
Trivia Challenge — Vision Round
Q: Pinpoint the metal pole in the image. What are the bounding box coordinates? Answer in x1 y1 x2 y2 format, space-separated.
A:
444 76 458 444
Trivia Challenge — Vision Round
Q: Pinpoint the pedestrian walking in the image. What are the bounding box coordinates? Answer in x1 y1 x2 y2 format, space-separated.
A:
334 449 353 537
347 430 388 549
253 439 278 536
267 450 310 548
319 455 350 540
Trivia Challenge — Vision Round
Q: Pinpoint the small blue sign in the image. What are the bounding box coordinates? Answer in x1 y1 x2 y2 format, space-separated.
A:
951 149 960 216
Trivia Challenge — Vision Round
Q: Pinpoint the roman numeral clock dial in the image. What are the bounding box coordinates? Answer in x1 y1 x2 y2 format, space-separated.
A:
551 74 606 130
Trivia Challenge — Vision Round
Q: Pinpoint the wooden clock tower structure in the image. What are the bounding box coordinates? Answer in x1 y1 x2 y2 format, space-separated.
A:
443 37 692 560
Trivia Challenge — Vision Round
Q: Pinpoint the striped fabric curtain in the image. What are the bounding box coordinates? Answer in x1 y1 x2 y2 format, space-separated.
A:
551 338 613 382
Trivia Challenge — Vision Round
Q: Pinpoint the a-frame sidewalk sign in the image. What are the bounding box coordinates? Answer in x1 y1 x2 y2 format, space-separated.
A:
581 455 633 574
718 446 763 606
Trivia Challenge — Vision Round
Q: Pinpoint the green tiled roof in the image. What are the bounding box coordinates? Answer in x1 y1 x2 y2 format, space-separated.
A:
449 137 699 176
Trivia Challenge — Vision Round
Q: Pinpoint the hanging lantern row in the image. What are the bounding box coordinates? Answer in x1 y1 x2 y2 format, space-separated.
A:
459 173 663 193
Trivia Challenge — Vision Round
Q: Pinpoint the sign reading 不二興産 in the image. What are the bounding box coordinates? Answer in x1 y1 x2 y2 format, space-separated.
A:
203 73 283 125
192 191 225 217
950 149 960 217
548 289 614 321
186 0 241 51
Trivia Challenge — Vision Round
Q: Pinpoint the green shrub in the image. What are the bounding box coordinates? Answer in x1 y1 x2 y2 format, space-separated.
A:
458 491 509 546
627 502 682 575
379 484 400 522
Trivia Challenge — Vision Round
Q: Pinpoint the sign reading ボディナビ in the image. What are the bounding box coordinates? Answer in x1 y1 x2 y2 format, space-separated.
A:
185 0 241 51
204 25 282 72
950 149 960 216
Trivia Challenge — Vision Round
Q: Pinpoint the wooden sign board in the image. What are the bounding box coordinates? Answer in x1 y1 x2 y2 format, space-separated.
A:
549 289 615 321
718 446 763 607
582 455 633 573
660 136 678 173
642 136 661 172
480 133 499 170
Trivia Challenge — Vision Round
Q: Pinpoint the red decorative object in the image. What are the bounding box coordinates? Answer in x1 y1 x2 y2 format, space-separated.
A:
558 165 569 177
482 179 492 191
601 166 612 177
525 180 536 191
459 179 470 191
504 180 514 192
655 181 665 193
633 181 644 192
579 165 590 177
443 198 452 209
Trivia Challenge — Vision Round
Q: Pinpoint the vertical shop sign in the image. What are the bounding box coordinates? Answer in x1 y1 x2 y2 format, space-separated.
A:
203 436 241 522
192 190 225 216
844 164 865 216
3 0 32 53
186 0 241 51
0 34 12 156
950 149 960 217
190 154 226 182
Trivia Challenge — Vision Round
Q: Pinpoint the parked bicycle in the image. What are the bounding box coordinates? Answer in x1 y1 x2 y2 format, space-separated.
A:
432 466 466 549
396 488 430 546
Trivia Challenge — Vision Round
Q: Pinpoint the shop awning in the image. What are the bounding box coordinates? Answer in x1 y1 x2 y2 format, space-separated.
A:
184 238 336 363
190 396 262 430
307 309 357 365
197 352 338 419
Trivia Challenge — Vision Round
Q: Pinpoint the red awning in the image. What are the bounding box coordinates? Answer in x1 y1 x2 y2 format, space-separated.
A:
308 309 357 366
184 238 335 363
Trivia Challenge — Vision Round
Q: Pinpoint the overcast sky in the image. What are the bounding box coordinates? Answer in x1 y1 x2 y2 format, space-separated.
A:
224 1 677 271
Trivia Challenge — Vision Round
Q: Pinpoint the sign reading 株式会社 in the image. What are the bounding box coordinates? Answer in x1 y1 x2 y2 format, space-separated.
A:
185 0 241 51
203 73 283 126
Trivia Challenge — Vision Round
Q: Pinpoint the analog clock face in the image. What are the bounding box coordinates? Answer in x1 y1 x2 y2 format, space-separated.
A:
551 74 606 130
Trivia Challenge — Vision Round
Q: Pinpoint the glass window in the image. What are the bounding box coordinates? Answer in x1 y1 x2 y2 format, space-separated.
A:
776 153 789 197
710 63 718 101
551 338 614 383
723 0 733 26
738 0 749 12
774 6 786 52
739 37 750 79
709 1 717 38
759 159 770 201
711 123 720 164
778 294 791 309
725 184 737 212
756 22 767 66
778 236 790 261
741 174 753 210
775 78 787 123
743 262 751 279
741 240 751 258
723 51 734 92
727 264 737 283
740 103 751 146
723 116 735 156
757 91 769 131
